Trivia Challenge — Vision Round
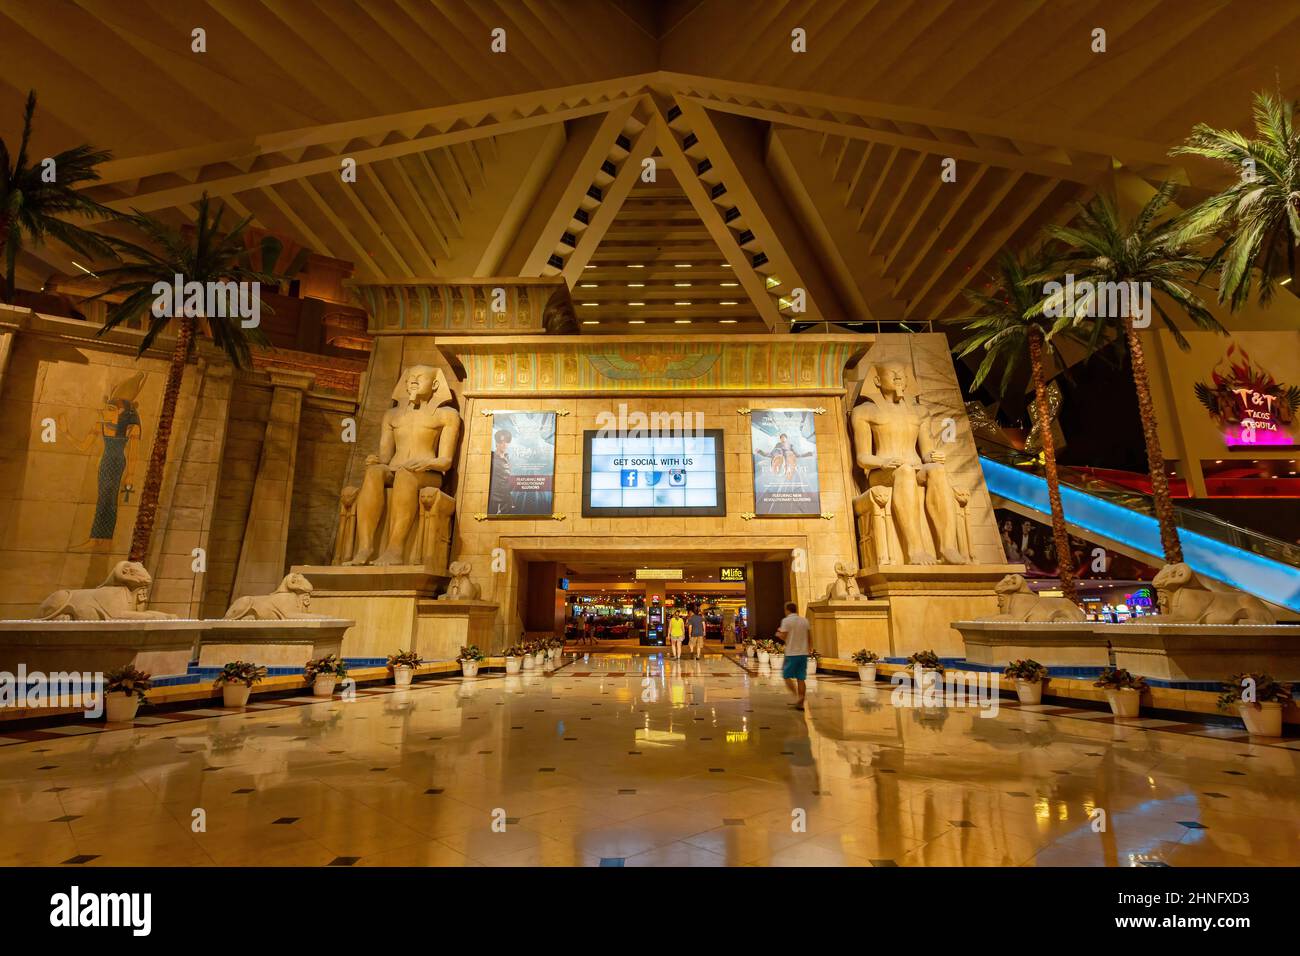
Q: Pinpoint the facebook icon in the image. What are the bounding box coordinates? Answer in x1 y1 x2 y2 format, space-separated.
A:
620 469 639 488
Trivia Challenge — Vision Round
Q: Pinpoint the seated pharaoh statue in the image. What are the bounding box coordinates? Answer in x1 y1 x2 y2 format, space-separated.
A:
851 362 972 567
336 365 462 569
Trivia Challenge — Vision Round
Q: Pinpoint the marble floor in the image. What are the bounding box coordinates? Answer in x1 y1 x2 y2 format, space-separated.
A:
2 652 1298 867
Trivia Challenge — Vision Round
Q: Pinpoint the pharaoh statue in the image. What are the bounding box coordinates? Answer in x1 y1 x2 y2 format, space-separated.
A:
341 365 462 568
851 363 970 566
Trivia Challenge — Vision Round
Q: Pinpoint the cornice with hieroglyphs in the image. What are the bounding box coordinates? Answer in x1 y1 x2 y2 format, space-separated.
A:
438 336 869 395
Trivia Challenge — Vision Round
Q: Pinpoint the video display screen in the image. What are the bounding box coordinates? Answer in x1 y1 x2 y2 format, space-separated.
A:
582 429 726 516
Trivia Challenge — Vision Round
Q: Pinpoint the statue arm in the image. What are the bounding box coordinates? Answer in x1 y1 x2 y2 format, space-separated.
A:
918 413 945 463
373 413 396 466
851 409 886 469
431 408 462 472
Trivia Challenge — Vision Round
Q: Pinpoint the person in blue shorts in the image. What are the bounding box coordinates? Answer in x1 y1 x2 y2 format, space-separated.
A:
777 601 812 710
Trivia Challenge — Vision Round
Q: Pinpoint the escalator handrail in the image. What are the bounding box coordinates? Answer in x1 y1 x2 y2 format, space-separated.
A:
977 444 1300 569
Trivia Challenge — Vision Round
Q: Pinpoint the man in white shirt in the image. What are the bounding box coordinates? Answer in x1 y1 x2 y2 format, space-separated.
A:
776 601 813 710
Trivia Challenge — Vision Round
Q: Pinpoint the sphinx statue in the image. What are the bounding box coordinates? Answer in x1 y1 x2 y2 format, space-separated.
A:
823 561 867 602
438 561 481 601
851 363 971 566
986 574 1085 622
1149 562 1275 625
224 573 332 620
37 561 177 621
340 365 462 569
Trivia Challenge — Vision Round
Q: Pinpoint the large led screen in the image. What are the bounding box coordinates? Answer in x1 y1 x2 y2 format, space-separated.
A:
582 429 726 517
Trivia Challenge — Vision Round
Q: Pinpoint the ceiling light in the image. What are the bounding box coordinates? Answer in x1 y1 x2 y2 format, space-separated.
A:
629 301 645 306
629 319 645 324
584 264 596 269
580 282 598 288
1282 276 1293 286
675 319 692 324
674 282 692 287
581 302 599 306
583 320 600 325
627 282 644 288
720 281 738 287
765 276 781 289
71 261 98 277
675 263 692 268
719 319 738 324
628 263 644 269
675 301 692 306
720 301 738 305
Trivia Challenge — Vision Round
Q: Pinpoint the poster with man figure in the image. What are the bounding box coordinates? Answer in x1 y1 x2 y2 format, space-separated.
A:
487 411 557 516
750 409 820 514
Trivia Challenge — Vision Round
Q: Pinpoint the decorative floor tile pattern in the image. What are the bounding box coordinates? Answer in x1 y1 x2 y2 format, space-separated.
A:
0 652 1296 867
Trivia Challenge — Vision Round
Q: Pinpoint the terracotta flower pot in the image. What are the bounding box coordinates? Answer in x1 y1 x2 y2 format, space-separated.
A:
1105 687 1140 717
222 683 252 707
313 675 338 698
1238 701 1282 737
104 693 139 722
1015 680 1042 705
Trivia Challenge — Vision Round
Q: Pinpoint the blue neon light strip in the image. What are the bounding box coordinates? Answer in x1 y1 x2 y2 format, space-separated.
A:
980 456 1300 613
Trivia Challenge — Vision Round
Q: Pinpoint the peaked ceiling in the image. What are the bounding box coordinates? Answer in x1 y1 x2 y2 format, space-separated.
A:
3 0 1297 335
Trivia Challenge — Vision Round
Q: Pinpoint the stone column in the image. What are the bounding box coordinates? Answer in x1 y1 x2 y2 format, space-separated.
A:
230 370 315 601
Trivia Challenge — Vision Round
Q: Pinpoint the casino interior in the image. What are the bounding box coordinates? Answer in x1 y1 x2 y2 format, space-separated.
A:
1 0 1299 871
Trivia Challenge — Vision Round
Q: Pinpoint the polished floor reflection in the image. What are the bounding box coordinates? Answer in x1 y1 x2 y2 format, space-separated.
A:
2 652 1297 867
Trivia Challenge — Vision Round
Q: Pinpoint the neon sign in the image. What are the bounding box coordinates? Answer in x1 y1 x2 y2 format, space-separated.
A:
1195 345 1299 449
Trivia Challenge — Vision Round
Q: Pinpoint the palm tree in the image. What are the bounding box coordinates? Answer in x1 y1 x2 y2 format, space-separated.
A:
1170 87 1300 310
1039 183 1224 564
950 247 1079 603
94 194 276 562
0 90 115 302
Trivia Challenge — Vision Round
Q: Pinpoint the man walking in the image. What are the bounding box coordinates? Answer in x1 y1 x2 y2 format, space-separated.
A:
777 601 813 710
687 606 706 660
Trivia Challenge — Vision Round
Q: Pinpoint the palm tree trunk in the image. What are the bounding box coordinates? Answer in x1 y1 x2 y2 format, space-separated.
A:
0 214 11 303
128 316 194 563
1124 321 1184 563
1028 330 1078 603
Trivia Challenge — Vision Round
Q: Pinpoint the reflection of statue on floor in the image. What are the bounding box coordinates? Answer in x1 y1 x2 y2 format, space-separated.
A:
851 363 971 566
341 366 461 568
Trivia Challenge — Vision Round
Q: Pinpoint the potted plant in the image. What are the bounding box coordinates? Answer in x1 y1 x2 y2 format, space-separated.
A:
769 642 786 671
851 649 879 683
1094 668 1147 717
503 644 524 675
459 645 484 677
1003 659 1049 705
387 650 421 688
1218 672 1293 737
906 650 944 695
756 640 771 665
521 640 537 670
103 664 152 722
215 660 267 707
806 649 820 676
745 640 757 659
304 654 347 698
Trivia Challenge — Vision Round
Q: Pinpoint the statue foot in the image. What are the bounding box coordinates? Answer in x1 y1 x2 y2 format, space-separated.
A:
941 548 970 565
342 555 370 567
374 551 405 567
909 552 939 566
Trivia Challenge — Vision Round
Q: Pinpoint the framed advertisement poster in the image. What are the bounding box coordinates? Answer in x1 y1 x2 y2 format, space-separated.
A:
486 411 557 516
749 409 821 515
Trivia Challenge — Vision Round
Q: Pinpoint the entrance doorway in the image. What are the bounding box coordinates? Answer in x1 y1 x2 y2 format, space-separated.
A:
516 552 790 651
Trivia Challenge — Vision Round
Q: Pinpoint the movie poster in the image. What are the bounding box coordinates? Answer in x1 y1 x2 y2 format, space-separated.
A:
486 411 557 516
749 409 820 515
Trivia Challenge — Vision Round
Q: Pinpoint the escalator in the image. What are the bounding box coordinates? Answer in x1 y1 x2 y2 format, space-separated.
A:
978 446 1300 615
